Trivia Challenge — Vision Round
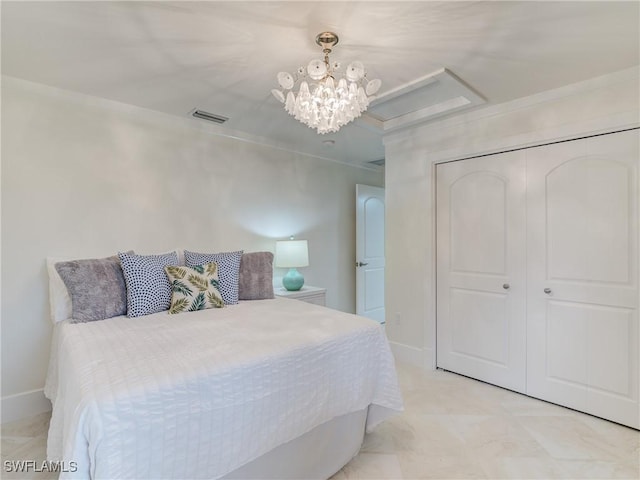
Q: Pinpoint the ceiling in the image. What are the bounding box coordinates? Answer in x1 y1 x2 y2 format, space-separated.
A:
2 1 639 167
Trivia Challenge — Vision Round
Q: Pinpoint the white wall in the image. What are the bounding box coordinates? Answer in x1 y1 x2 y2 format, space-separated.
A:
0 77 383 421
384 67 640 368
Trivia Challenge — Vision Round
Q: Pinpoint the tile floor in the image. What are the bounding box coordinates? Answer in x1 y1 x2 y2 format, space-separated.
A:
1 411 53 480
2 363 638 479
331 364 639 479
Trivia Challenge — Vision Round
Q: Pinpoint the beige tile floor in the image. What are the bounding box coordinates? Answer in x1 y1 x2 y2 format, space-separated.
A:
2 363 638 479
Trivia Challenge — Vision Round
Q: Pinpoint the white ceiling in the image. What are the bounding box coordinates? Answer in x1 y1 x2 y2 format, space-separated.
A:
2 1 638 167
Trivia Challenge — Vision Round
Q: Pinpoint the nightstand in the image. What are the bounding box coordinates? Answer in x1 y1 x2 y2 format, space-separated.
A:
275 286 327 306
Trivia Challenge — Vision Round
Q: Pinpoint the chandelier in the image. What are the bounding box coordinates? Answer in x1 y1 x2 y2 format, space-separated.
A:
271 32 381 135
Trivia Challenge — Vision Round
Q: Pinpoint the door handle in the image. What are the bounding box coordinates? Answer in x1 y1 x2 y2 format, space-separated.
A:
503 283 510 290
356 262 369 267
544 288 552 294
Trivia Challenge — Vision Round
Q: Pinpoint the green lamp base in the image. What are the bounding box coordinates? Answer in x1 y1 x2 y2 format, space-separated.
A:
283 268 304 291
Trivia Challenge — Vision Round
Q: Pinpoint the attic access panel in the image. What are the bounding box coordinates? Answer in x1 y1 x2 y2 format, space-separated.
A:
359 69 485 133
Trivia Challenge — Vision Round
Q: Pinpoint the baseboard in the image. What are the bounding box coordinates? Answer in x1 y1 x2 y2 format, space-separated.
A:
1 389 51 424
389 341 424 368
423 346 436 370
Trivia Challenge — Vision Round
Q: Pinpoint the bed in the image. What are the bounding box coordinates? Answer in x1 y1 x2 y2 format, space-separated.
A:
44 295 403 479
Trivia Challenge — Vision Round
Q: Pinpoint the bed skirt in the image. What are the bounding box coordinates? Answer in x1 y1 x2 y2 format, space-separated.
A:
223 408 367 479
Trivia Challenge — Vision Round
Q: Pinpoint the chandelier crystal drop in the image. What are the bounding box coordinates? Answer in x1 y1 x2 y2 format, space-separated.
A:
271 32 381 135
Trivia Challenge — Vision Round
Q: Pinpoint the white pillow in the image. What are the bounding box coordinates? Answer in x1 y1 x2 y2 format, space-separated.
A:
46 257 72 323
175 248 186 266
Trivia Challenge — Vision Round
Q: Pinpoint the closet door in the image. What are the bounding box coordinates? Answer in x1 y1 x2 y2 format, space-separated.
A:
527 129 639 428
436 151 527 393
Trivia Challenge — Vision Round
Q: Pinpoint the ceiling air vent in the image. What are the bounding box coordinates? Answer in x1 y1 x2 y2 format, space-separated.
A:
191 109 228 124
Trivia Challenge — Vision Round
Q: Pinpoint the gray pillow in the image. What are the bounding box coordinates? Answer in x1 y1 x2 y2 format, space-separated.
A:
54 255 128 323
238 252 275 300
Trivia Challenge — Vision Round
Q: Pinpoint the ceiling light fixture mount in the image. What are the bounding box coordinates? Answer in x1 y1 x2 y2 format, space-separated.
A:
272 31 381 135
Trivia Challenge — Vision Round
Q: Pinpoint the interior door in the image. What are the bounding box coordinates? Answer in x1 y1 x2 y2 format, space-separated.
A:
356 184 385 324
436 151 527 393
526 129 639 428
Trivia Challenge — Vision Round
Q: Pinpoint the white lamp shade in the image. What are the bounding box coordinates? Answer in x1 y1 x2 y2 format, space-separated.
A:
275 240 309 268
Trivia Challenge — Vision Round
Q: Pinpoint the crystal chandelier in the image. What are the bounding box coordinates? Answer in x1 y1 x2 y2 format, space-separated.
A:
271 32 381 135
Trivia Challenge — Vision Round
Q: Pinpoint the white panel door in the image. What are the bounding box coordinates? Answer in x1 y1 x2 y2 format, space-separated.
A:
526 129 639 428
436 151 527 393
356 184 385 324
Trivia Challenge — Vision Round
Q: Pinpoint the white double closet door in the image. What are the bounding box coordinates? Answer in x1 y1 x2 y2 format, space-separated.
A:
436 129 639 428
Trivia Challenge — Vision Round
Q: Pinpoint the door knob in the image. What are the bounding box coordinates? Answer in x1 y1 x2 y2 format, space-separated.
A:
544 288 552 294
356 262 369 267
503 283 510 290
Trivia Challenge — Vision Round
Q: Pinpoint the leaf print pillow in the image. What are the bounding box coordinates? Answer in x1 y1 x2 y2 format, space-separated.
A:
164 262 225 314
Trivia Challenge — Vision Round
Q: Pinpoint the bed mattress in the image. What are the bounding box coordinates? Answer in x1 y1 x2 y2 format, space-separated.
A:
45 297 403 479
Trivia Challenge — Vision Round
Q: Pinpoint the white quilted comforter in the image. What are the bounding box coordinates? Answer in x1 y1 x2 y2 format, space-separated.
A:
45 297 403 479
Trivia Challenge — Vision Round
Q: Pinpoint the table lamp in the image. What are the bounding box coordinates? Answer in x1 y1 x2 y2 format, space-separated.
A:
275 239 309 291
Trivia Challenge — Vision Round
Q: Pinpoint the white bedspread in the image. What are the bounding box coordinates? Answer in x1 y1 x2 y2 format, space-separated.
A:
45 298 403 479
